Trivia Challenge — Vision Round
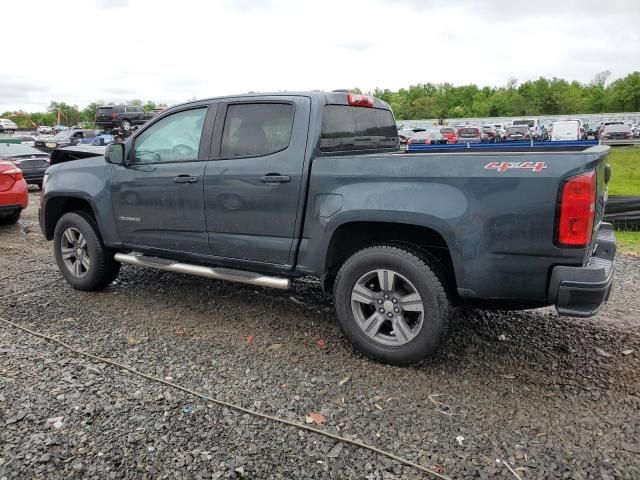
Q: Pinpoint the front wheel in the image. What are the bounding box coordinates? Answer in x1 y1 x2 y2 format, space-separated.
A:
333 245 453 365
53 212 120 291
120 119 131 131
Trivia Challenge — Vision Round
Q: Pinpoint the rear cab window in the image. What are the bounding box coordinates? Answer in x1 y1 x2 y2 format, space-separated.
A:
320 105 398 153
220 103 295 158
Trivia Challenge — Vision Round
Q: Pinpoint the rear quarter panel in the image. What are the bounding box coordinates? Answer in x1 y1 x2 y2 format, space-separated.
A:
297 147 609 302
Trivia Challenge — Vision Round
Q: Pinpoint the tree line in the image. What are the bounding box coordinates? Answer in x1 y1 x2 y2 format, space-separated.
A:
370 71 640 120
2 71 640 127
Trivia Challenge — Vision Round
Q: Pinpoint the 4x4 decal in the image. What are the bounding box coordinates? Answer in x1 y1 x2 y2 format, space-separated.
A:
484 161 547 172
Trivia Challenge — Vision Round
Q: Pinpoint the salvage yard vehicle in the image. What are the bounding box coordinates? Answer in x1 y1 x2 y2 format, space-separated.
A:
504 125 532 141
34 129 97 153
39 91 616 365
0 118 18 134
95 105 153 132
407 130 447 145
455 127 483 143
0 160 28 224
551 120 582 141
0 143 50 188
600 123 634 141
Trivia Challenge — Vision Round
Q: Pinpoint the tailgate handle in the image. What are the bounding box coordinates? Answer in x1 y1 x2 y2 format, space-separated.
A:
260 174 291 184
173 175 199 184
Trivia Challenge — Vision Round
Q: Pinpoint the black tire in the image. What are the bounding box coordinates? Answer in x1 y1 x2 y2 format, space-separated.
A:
333 244 454 366
120 119 131 131
0 210 21 225
53 211 120 291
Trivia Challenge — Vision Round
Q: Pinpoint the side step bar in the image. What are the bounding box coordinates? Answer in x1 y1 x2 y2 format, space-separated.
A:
114 253 290 290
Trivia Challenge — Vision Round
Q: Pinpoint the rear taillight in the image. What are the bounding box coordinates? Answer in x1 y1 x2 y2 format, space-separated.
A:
0 169 21 192
347 94 374 107
111 112 117 120
557 170 597 247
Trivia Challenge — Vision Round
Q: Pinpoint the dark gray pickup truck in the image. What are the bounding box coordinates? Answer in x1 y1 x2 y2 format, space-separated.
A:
39 91 616 365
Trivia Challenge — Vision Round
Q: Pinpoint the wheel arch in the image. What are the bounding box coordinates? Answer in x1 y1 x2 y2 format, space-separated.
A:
321 220 460 295
42 194 99 240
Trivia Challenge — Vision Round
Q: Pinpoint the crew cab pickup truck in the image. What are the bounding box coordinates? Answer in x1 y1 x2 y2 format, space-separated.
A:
39 91 616 365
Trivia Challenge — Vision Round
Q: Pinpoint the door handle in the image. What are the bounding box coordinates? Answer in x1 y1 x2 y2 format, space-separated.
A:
260 174 291 184
173 175 199 184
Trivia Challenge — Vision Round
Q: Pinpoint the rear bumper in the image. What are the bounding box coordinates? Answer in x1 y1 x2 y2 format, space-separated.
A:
548 223 616 317
22 169 47 183
0 204 22 216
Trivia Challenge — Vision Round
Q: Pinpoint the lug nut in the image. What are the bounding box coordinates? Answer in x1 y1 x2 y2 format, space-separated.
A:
377 299 383 305
392 298 398 304
384 294 389 299
379 308 384 313
394 308 399 313
387 312 393 318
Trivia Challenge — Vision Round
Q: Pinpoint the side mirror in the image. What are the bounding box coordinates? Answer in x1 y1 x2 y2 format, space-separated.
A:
105 142 124 165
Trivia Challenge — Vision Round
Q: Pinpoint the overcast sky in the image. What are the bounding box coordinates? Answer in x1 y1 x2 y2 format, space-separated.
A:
2 0 639 112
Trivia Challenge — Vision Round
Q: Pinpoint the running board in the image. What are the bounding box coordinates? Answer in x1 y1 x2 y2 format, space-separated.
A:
114 253 290 290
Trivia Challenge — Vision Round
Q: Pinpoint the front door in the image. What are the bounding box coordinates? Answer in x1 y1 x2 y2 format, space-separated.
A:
111 106 213 255
204 97 311 266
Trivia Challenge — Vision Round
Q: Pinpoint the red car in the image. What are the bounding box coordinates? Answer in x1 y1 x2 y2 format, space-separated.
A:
440 127 457 144
0 160 28 224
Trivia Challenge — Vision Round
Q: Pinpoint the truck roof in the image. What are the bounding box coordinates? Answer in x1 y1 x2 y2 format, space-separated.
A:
171 91 392 111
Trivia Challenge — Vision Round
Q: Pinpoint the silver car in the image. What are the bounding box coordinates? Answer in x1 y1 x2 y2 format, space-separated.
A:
0 118 18 134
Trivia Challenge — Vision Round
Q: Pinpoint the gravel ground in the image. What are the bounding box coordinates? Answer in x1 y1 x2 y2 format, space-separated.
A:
1 190 639 479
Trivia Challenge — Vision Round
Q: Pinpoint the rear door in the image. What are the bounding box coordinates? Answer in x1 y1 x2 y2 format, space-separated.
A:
111 105 216 255
203 96 311 267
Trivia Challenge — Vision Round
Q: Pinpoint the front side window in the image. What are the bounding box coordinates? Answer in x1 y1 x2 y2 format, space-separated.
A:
133 108 206 164
220 103 294 158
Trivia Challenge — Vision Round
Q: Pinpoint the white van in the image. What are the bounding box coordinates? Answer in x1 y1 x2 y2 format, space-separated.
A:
550 120 581 141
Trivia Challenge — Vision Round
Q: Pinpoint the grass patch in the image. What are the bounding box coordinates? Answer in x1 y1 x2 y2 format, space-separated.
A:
616 230 640 255
607 146 640 196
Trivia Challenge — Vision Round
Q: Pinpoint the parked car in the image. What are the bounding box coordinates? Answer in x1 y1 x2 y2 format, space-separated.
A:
439 127 457 144
586 124 600 139
19 135 38 146
37 126 53 135
34 129 97 153
95 105 153 132
456 127 483 143
504 125 532 141
513 119 539 138
79 133 115 146
53 125 69 133
407 130 447 145
600 124 634 140
550 120 582 141
492 124 506 141
39 91 615 366
0 143 50 188
0 118 18 134
397 129 415 147
0 160 28 224
481 125 498 142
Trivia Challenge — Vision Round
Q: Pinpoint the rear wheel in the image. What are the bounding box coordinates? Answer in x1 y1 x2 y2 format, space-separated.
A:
120 119 131 132
333 245 454 365
53 212 120 291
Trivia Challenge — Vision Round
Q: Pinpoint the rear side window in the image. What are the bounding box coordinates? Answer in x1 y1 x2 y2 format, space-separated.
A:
221 103 294 158
320 106 397 153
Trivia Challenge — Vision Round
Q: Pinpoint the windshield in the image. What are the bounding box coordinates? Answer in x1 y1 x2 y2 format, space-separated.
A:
458 128 478 136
